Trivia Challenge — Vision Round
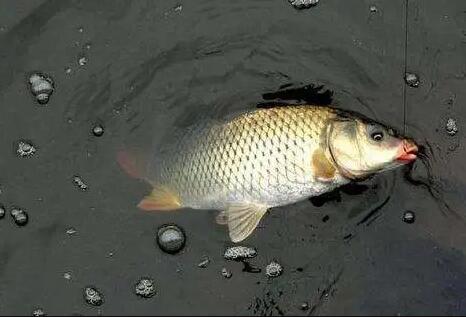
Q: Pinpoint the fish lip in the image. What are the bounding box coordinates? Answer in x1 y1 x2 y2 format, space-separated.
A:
396 153 417 163
396 140 418 163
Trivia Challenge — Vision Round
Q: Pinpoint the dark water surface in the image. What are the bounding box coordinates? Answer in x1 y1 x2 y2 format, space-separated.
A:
1 0 465 315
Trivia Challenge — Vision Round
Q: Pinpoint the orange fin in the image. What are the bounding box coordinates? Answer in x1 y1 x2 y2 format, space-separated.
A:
117 149 146 180
138 187 182 211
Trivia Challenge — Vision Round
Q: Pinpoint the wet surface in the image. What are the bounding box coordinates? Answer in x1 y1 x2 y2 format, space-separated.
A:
0 0 465 315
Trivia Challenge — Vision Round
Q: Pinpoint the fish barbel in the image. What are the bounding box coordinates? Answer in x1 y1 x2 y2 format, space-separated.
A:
118 105 418 242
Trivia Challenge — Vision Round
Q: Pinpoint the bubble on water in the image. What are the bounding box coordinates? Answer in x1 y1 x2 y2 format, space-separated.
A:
404 72 420 87
0 205 5 219
32 308 46 316
16 140 36 157
197 256 210 268
73 175 88 191
221 268 232 279
265 261 283 278
157 224 186 254
78 55 88 66
29 72 54 105
91 124 104 137
300 302 309 311
16 140 37 157
11 207 28 226
224 246 257 261
66 227 77 235
65 67 72 74
84 42 92 50
64 272 72 280
446 118 458 136
402 211 415 224
84 286 104 306
288 0 319 9
78 26 84 33
134 277 156 298
37 94 50 104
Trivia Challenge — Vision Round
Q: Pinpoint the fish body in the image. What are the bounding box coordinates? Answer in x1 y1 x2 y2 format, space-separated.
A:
157 106 346 209
119 105 418 242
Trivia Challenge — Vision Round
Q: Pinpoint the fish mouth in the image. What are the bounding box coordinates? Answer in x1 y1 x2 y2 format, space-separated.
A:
396 140 418 163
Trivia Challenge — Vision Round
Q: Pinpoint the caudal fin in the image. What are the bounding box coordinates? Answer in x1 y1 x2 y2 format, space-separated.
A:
117 148 181 211
117 149 147 180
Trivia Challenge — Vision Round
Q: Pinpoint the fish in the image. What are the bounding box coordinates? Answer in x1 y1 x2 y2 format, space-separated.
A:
118 105 418 243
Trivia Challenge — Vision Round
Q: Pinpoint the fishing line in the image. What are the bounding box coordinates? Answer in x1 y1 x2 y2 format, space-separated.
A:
403 0 409 135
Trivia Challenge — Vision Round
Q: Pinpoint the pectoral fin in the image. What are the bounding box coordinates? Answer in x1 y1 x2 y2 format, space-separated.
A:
138 186 181 211
217 203 268 243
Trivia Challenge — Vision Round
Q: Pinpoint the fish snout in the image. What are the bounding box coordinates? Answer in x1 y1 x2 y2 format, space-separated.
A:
396 139 418 163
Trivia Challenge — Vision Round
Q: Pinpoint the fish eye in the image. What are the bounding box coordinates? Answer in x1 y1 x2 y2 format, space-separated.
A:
371 131 384 142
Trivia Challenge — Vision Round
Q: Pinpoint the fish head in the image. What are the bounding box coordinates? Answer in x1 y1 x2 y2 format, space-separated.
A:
327 117 418 179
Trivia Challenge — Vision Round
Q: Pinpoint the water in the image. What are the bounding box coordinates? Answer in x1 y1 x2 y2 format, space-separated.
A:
0 0 465 315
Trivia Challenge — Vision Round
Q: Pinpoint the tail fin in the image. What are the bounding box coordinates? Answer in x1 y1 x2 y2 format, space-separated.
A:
117 148 148 180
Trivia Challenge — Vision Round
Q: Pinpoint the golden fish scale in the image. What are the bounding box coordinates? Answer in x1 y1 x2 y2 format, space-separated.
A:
159 106 337 208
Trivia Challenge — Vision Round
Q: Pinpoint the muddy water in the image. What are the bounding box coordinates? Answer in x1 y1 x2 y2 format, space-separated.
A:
0 0 465 315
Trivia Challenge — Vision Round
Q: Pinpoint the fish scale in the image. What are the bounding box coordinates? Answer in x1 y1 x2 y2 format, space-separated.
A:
156 106 340 209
